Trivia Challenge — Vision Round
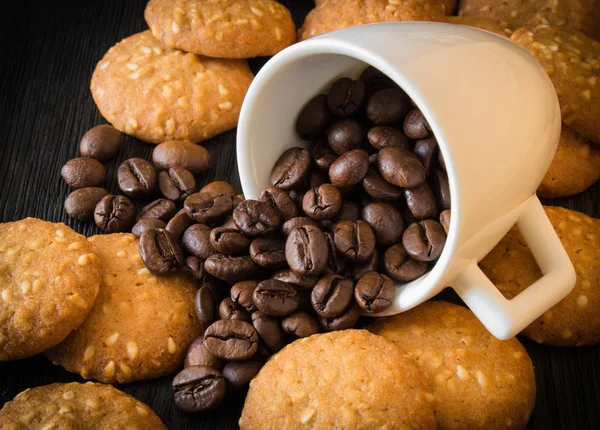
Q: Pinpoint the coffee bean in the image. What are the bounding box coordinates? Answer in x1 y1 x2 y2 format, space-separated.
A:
360 202 403 247
331 201 359 223
383 243 427 282
233 200 281 237
139 228 184 275
200 181 236 196
259 187 298 221
117 158 156 197
366 88 412 125
132 218 166 238
172 366 226 413
136 198 177 222
166 209 196 240
231 280 258 313
249 237 286 270
367 126 412 151
281 311 320 338
402 220 446 262
195 285 217 326
403 108 429 139
439 209 451 234
183 224 215 260
354 272 394 313
253 280 299 317
221 215 238 230
153 140 210 176
327 77 366 117
203 319 258 361
159 167 195 201
184 338 223 370
329 149 370 188
311 274 354 318
430 168 451 211
79 125 122 161
219 298 251 322
351 248 380 281
327 119 365 154
204 254 256 283
319 302 361 331
251 311 285 353
413 138 438 174
94 195 135 233
377 147 426 188
271 269 319 290
438 150 447 172
185 256 208 281
222 359 263 391
210 227 249 256
184 192 235 224
302 184 342 220
295 94 334 140
64 187 108 220
359 66 396 96
61 157 106 189
333 219 375 263
285 225 328 275
362 168 403 201
310 137 338 171
270 147 312 190
323 231 347 275
282 217 320 237
404 183 438 220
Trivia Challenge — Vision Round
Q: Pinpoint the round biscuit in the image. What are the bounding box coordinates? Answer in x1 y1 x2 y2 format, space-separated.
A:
315 0 457 15
447 16 513 37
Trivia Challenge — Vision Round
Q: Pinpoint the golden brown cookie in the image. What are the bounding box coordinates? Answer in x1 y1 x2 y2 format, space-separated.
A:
480 206 600 346
459 0 600 41
240 330 436 429
0 382 165 429
538 126 600 198
145 0 296 59
91 31 254 144
298 0 446 41
0 218 101 361
447 16 513 37
315 0 458 15
368 301 536 430
510 26 600 145
46 233 201 383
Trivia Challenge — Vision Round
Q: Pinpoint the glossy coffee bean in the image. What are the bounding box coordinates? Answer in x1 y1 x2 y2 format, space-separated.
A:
440 209 451 234
281 311 320 338
117 158 156 197
327 119 365 154
185 256 208 281
251 311 285 353
295 94 334 140
159 167 195 201
377 147 426 188
360 66 396 96
402 220 446 262
361 202 404 247
184 338 223 370
139 228 184 275
249 237 286 270
132 218 166 238
200 181 236 196
79 125 122 161
366 88 412 126
319 302 361 332
166 209 196 240
233 200 281 237
333 219 375 263
64 187 108 220
271 269 319 290
195 285 217 326
354 272 395 313
204 319 258 361
270 147 312 190
413 137 438 174
327 77 366 117
210 227 249 256
94 195 135 233
362 169 403 201
282 217 320 237
302 184 342 220
231 280 258 313
153 140 210 176
311 274 354 318
323 231 347 275
403 108 429 139
61 157 106 189
219 298 251 322
136 198 177 222
367 126 412 151
404 183 438 220
172 366 225 413
259 187 298 221
222 359 263 391
329 149 370 188
182 224 215 260
350 248 380 281
253 280 299 317
430 168 451 211
383 243 427 282
184 192 235 224
285 225 328 275
204 254 256 283
310 137 338 172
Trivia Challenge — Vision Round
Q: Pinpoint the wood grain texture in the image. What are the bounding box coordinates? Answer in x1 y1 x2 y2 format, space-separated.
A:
0 1 599 429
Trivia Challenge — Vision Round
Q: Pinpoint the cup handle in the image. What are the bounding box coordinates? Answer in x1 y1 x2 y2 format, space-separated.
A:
451 196 576 340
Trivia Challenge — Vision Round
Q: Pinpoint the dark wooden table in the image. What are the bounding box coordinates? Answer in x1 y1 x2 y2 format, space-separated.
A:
1 1 599 428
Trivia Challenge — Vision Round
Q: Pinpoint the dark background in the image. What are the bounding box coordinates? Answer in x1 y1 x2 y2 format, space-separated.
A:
0 1 599 428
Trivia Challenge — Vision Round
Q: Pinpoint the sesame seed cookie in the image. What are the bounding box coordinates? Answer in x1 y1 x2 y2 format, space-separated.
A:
447 16 513 37
538 126 600 198
0 382 165 429
0 218 101 361
510 25 600 145
368 301 536 430
480 206 600 346
91 31 254 144
459 0 600 41
240 329 436 429
145 0 296 59
298 0 446 41
315 0 457 15
45 233 201 383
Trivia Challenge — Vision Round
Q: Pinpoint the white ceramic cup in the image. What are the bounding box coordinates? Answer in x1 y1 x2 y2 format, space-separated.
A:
236 22 576 340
